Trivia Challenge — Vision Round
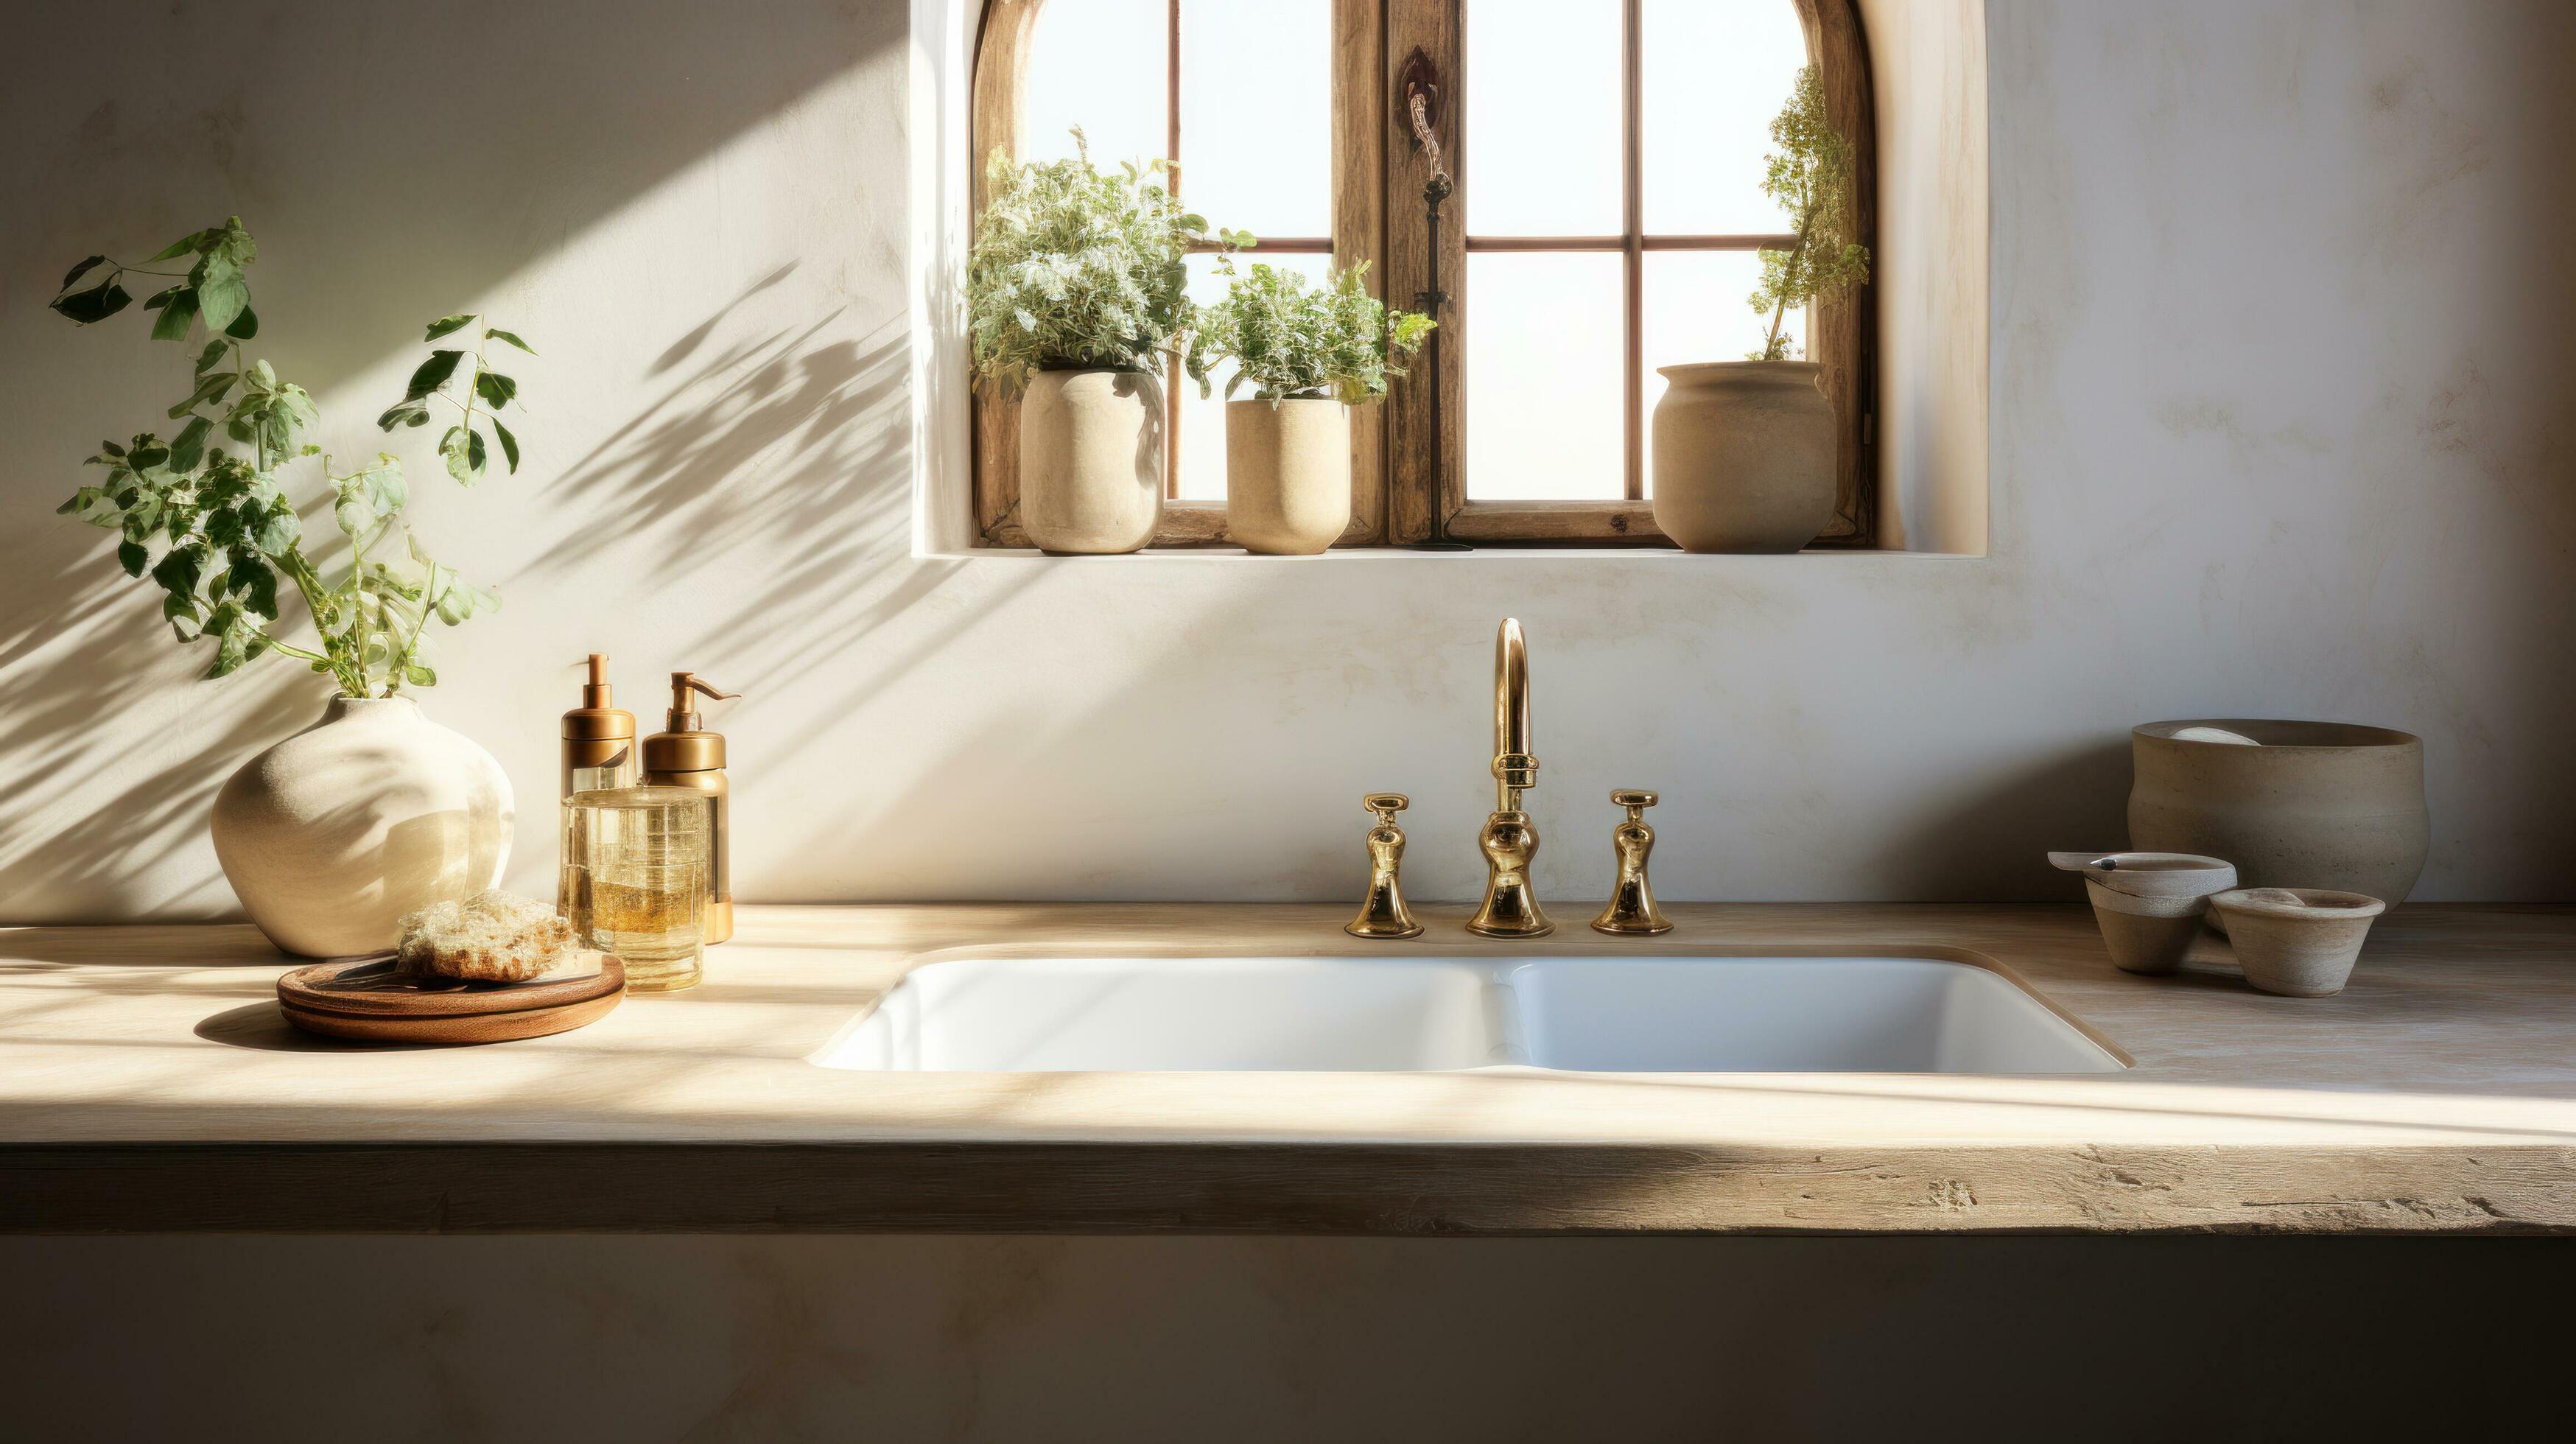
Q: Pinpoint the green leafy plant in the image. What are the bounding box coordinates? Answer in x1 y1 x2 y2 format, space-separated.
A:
49 217 533 697
1189 260 1433 405
967 129 1250 396
1746 66 1870 361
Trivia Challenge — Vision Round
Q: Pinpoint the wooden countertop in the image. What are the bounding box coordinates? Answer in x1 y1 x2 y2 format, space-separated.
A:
6 902 2574 1234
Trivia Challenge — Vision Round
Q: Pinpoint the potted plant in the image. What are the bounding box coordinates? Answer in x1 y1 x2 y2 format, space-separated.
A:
1652 66 1871 553
49 218 535 956
1192 261 1433 554
968 130 1246 553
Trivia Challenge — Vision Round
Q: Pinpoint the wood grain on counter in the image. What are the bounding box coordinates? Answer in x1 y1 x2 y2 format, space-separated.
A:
4 904 2574 1235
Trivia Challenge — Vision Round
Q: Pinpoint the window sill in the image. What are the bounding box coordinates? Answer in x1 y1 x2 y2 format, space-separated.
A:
930 544 1983 562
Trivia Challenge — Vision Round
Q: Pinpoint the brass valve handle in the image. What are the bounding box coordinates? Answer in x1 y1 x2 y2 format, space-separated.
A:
1592 787 1674 936
1347 793 1423 940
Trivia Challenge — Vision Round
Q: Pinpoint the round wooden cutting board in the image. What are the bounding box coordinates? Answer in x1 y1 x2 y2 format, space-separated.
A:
277 953 628 1045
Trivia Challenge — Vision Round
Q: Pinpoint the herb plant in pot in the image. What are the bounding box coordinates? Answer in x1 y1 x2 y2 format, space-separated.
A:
1193 261 1432 554
1652 66 1870 554
969 132 1245 554
49 220 533 957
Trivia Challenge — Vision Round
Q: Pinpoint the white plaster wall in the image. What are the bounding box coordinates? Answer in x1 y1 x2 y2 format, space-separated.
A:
1 0 2569 922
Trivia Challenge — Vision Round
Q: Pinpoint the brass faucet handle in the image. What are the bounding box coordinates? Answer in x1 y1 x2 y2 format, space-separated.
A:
1592 787 1674 936
1347 792 1424 940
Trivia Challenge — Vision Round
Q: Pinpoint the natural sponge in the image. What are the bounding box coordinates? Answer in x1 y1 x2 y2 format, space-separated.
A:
397 890 581 983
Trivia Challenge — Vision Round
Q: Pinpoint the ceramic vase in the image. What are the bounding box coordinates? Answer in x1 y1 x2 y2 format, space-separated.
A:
1019 367 1164 554
210 695 514 958
2127 720 2429 906
1225 396 1350 554
1649 360 1836 553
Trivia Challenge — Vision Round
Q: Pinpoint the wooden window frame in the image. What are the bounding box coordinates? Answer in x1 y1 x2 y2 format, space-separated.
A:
972 0 1874 550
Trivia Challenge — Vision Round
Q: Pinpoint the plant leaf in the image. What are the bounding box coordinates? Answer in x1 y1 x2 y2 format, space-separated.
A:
145 229 213 262
150 542 205 598
405 349 464 400
473 370 516 411
490 417 519 474
376 400 431 431
224 304 258 340
403 661 438 687
59 255 110 292
195 262 250 337
483 328 535 354
168 416 212 474
169 371 236 418
423 314 476 341
194 339 230 375
250 500 299 556
149 287 200 342
116 539 148 577
51 280 132 325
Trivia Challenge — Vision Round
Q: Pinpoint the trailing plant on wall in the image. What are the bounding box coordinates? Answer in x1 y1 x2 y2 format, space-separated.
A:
48 218 533 697
966 128 1250 396
1190 260 1433 404
1747 65 1870 361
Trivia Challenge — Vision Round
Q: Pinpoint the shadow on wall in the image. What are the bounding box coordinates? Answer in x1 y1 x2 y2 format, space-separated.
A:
0 0 906 921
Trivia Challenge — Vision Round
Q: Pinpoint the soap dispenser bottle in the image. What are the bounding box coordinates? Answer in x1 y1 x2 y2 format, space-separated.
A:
642 673 741 944
560 654 639 799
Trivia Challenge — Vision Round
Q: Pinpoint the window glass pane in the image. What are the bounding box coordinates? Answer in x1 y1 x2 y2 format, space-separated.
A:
1179 0 1330 240
1641 0 1811 234
1464 252 1624 500
1640 250 1805 497
1023 0 1168 170
1177 251 1339 501
1464 0 1622 236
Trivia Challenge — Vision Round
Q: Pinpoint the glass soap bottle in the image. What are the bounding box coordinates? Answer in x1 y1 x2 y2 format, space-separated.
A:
561 785 712 992
558 655 639 912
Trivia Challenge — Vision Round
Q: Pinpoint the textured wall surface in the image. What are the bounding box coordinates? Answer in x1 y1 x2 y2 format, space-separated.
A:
1 0 2569 922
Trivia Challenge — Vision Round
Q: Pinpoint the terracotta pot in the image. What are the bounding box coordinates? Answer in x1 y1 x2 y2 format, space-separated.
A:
1225 396 1350 555
2127 720 2429 906
210 695 514 957
1019 367 1164 554
1649 360 1835 553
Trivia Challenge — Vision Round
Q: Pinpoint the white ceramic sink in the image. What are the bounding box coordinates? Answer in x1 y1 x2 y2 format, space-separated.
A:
813 953 2124 1075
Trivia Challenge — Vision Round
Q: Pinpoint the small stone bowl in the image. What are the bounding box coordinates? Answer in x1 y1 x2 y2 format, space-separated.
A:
2049 852 2239 975
2208 887 2387 997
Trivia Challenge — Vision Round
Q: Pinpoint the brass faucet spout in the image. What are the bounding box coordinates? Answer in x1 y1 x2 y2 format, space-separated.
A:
1493 618 1534 810
1470 617 1550 937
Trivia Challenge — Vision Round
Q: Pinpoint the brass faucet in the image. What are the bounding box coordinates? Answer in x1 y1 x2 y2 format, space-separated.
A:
1590 789 1674 935
1467 618 1551 937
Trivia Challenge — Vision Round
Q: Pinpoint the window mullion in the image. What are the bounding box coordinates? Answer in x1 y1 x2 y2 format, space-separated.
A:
1621 0 1644 502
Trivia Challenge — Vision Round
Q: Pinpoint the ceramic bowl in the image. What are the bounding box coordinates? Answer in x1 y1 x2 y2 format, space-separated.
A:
2209 887 2387 998
2128 720 2429 906
2050 852 2238 975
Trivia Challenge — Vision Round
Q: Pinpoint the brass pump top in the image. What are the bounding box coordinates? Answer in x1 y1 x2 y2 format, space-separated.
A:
562 653 636 740
644 673 741 774
662 672 741 732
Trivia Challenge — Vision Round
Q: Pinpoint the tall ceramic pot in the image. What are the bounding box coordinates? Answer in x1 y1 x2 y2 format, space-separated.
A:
2128 720 2429 906
211 695 514 957
1649 360 1835 553
1225 395 1350 555
1019 366 1164 554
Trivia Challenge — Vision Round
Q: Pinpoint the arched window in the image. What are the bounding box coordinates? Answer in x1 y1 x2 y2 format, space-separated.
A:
972 0 1875 549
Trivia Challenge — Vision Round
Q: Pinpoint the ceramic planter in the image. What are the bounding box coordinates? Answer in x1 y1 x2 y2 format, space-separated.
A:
2128 720 2429 906
1649 360 1836 553
210 695 514 958
1225 396 1350 555
1019 366 1164 554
